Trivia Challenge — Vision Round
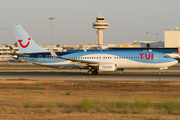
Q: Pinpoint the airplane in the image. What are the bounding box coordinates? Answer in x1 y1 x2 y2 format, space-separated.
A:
9 46 18 59
9 45 29 60
167 47 180 62
12 22 178 75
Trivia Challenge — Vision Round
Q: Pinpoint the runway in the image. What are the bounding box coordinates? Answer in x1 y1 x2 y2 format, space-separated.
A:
0 61 180 81
0 71 180 81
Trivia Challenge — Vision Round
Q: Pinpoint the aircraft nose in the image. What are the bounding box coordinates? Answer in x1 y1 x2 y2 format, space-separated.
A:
172 58 178 65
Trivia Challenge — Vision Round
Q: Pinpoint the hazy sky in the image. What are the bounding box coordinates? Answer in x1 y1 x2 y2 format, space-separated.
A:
0 0 180 45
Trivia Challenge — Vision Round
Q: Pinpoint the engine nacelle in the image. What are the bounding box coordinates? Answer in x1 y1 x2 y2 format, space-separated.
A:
99 63 117 71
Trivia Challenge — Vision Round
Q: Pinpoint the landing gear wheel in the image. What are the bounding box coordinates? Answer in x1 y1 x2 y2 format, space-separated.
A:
87 70 93 75
93 70 98 75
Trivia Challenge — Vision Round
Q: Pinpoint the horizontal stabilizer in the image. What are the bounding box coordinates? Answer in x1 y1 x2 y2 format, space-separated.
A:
12 53 30 57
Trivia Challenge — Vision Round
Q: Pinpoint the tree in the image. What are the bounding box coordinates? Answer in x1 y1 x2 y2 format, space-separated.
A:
14 42 18 47
56 44 60 47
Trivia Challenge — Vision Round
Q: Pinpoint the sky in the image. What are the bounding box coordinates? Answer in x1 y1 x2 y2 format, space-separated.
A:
0 0 180 45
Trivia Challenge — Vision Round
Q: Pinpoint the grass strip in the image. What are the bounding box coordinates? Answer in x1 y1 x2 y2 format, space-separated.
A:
23 98 180 115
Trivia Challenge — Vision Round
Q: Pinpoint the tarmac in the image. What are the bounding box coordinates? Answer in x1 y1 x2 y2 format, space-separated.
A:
0 70 180 81
0 61 180 81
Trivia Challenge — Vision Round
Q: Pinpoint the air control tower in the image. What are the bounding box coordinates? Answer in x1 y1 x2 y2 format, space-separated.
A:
93 13 108 45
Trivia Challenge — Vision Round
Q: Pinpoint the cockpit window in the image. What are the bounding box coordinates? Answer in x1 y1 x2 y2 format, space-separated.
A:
164 56 171 58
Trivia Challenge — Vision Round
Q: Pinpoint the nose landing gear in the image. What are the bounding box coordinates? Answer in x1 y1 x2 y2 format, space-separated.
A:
158 72 162 75
158 68 162 75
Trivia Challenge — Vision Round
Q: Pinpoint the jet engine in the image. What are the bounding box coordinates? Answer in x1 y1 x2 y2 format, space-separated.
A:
99 63 117 71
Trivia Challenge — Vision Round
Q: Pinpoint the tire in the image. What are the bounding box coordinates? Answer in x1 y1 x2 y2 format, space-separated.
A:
93 70 98 75
158 72 162 75
87 70 93 75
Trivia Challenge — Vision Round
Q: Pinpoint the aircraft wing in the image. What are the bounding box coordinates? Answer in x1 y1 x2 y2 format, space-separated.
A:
49 48 100 66
168 47 180 58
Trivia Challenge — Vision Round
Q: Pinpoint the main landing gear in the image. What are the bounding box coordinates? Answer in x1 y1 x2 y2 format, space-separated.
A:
87 70 98 75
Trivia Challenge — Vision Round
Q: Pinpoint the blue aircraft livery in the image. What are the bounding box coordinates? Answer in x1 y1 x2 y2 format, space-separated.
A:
12 23 178 75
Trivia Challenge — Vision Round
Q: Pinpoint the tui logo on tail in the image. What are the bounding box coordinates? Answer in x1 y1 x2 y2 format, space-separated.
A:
18 38 31 48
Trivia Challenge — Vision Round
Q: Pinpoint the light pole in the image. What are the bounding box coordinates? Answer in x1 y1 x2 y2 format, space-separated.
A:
146 32 148 41
3 28 7 45
49 17 56 47
96 31 98 45
156 33 158 41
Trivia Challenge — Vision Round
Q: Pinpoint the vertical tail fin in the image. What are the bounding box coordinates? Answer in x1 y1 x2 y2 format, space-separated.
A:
178 47 180 57
12 23 49 54
9 46 18 59
9 46 16 54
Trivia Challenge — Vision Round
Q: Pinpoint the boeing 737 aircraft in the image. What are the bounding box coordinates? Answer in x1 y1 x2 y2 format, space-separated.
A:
12 23 178 75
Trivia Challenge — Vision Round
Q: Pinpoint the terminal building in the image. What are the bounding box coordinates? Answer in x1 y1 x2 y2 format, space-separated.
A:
165 27 180 47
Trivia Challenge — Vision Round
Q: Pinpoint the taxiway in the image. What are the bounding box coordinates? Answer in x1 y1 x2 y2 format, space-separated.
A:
0 71 180 81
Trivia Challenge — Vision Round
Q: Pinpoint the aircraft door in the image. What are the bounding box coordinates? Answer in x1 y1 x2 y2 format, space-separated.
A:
154 54 159 62
38 55 42 63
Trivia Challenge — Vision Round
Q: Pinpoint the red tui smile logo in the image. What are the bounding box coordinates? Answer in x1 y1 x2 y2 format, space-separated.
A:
18 38 31 48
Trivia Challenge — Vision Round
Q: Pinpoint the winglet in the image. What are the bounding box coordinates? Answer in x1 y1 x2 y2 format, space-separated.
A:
178 47 180 58
49 47 58 57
